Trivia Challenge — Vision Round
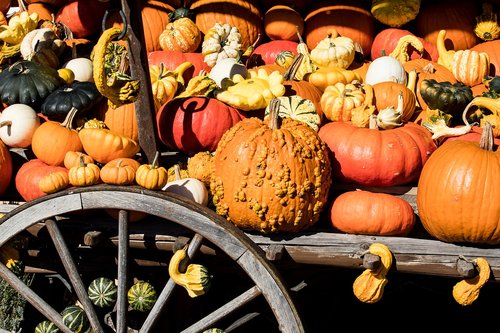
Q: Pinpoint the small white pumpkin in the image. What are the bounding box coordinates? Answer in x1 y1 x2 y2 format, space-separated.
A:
310 30 355 69
0 104 40 148
365 56 407 86
162 165 209 206
63 57 94 82
208 57 248 87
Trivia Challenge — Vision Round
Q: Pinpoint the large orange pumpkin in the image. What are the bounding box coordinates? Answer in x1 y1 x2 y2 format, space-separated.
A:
304 0 375 57
97 100 139 142
471 40 500 76
0 139 12 196
417 127 500 244
318 121 437 187
55 0 110 38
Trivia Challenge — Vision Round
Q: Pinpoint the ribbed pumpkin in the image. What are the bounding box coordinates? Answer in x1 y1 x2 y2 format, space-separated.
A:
451 49 490 87
159 17 201 53
304 0 375 57
127 280 158 312
318 120 437 187
372 80 416 122
88 277 118 308
0 139 12 196
34 320 59 333
156 97 246 156
329 190 416 236
60 305 90 333
97 100 139 142
189 0 263 50
63 151 94 169
417 124 500 245
79 127 140 164
100 157 140 185
210 104 332 233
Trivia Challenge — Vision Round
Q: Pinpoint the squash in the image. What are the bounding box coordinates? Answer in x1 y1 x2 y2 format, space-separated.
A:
310 30 355 69
0 139 12 196
304 66 361 92
371 28 438 62
87 277 118 308
452 257 491 306
248 39 298 67
150 62 192 110
201 22 242 68
372 76 417 122
370 0 421 28
96 100 139 142
100 158 140 186
474 3 500 42
68 154 100 187
264 95 321 131
210 102 332 233
451 49 491 87
162 165 209 206
0 103 40 148
127 280 157 312
320 81 367 122
159 17 201 53
135 152 168 190
329 190 416 236
38 169 69 194
55 0 109 38
420 79 473 121
63 151 94 170
34 320 59 333
60 305 90 333
15 159 67 201
208 57 248 88
148 50 211 83
365 55 407 85
62 57 94 83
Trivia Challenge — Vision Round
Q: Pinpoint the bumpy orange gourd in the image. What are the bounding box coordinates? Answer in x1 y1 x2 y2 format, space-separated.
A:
159 17 201 53
417 123 500 245
210 99 332 233
329 190 416 236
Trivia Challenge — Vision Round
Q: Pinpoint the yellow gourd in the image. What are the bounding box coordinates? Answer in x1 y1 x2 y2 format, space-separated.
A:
452 257 491 306
436 29 455 72
150 62 192 110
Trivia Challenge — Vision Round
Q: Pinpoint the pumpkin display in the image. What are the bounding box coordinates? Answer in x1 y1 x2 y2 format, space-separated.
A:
417 123 500 244
318 119 437 187
263 5 303 41
210 101 332 233
0 139 12 196
156 97 246 156
329 190 416 236
60 305 90 333
0 103 40 148
78 127 140 164
0 60 61 108
31 107 83 166
189 0 263 50
15 159 68 201
159 17 201 53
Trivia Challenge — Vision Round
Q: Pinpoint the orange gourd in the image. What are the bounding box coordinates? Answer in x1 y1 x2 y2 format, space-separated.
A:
63 151 94 170
372 81 416 122
329 190 416 236
68 155 101 187
159 17 201 53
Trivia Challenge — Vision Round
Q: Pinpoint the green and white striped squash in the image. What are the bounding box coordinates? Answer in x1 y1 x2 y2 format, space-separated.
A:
203 329 226 333
264 95 321 131
60 305 90 333
88 277 118 308
127 281 158 312
34 320 59 333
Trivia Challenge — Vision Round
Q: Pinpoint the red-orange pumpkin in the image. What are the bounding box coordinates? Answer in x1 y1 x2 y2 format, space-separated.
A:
329 190 416 236
55 0 110 38
247 40 299 67
156 97 246 156
471 40 500 76
318 121 438 187
15 159 68 201
0 139 12 196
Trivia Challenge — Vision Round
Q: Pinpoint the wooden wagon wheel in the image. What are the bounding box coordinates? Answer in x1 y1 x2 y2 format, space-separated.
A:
0 185 304 333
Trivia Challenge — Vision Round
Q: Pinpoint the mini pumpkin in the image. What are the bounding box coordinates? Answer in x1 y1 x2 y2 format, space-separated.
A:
159 17 201 53
63 151 94 170
0 103 40 148
135 152 168 190
68 155 100 187
310 30 355 69
39 170 70 194
100 157 140 185
320 81 367 122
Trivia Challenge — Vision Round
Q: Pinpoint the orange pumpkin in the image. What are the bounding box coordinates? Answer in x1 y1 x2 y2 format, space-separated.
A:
159 17 201 53
97 100 139 142
263 5 304 41
63 151 94 169
329 190 416 236
27 3 55 21
372 81 416 122
471 39 500 76
100 157 140 185
0 139 12 196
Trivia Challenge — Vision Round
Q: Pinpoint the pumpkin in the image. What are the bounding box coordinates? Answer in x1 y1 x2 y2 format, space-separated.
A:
190 0 263 50
100 157 140 186
78 127 140 164
210 102 332 233
159 17 201 53
62 57 94 83
471 39 500 77
55 0 109 38
60 305 90 333
420 79 473 120
263 5 303 41
415 0 479 51
370 0 420 28
304 66 361 92
371 28 438 62
365 55 407 86
201 22 242 68
15 159 68 201
96 100 139 142
31 107 83 166
417 123 500 244
0 139 12 196
247 39 298 67
162 165 209 206
304 0 375 57
320 81 367 122
318 120 437 187
329 190 416 236
0 60 61 108
27 3 54 22
40 81 102 120
208 57 248 88
63 151 94 169
156 97 245 156
310 30 355 69
451 49 491 87
34 320 59 333
127 280 157 312
150 62 192 110
38 169 69 194
0 104 40 148
88 277 118 308
148 50 211 83
373 80 417 122
68 154 100 187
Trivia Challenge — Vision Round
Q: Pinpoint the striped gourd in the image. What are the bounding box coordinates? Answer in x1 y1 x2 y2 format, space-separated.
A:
60 305 90 333
203 329 226 333
127 281 157 312
34 320 59 333
88 277 118 308
264 95 321 131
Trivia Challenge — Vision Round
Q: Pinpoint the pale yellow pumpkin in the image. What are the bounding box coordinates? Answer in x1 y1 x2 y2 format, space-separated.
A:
310 30 355 69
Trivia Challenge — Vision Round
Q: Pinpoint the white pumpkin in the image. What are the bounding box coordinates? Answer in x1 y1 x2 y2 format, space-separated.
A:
365 56 407 86
0 104 40 148
162 177 209 206
63 57 94 82
208 57 248 87
310 32 355 69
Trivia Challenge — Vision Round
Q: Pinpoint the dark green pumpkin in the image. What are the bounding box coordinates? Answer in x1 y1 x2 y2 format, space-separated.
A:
34 320 60 333
420 79 473 120
60 305 90 333
41 81 102 119
0 60 61 107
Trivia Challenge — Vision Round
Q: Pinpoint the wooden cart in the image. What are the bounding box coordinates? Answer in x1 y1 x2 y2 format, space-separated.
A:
0 1 499 332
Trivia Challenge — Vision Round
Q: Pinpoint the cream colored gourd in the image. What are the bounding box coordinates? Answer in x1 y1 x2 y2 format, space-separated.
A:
202 23 242 67
208 57 248 87
162 165 209 206
365 55 407 85
20 28 57 59
0 104 40 148
63 57 94 83
310 30 355 69
452 49 490 87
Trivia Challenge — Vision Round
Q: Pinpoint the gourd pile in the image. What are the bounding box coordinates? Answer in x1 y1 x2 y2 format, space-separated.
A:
0 0 499 245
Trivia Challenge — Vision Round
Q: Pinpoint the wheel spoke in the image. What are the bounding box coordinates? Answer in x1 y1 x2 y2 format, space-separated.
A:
116 209 130 333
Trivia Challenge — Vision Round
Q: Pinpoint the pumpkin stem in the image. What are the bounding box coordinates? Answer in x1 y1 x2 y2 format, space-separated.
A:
0 120 12 128
268 98 281 130
151 151 160 169
283 53 304 81
480 121 495 151
369 114 379 130
60 107 79 129
173 164 182 181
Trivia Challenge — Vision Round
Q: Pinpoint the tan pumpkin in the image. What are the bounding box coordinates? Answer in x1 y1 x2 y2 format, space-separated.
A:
78 127 140 164
159 17 201 53
100 157 140 185
310 30 356 69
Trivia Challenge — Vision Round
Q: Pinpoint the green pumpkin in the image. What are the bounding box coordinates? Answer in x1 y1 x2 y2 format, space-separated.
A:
127 281 157 312
41 81 103 119
60 305 90 333
0 60 61 107
420 79 473 120
34 320 60 333
88 277 118 308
